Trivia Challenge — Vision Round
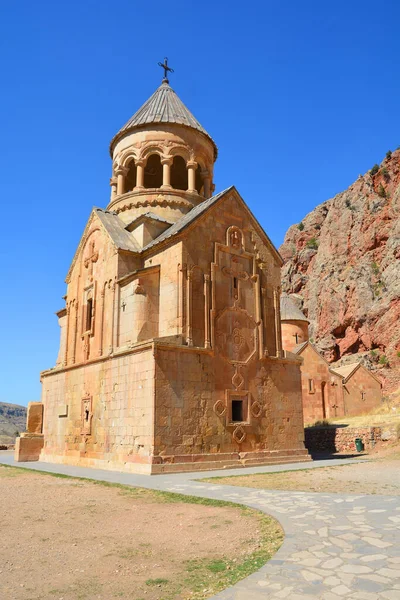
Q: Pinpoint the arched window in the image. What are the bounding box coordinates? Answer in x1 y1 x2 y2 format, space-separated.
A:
125 160 137 192
195 164 203 194
170 156 187 190
144 154 162 188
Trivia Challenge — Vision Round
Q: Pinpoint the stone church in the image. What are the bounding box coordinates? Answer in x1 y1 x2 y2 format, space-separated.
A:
281 294 382 423
16 67 309 473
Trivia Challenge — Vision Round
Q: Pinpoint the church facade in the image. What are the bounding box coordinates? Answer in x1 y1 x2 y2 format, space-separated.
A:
16 72 309 473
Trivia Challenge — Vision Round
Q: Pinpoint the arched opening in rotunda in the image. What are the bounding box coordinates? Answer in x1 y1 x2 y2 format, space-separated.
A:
170 155 187 190
144 154 163 188
125 160 137 192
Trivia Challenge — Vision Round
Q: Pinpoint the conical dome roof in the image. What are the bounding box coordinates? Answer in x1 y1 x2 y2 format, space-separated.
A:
110 81 217 158
280 294 309 322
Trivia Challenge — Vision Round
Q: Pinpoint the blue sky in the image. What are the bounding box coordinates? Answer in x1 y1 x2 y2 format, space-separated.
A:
1 0 399 405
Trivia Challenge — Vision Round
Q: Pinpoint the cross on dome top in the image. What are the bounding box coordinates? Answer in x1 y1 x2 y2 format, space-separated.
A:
158 57 174 84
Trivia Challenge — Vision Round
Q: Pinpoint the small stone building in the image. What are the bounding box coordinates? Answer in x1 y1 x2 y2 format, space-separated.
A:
281 295 382 423
330 363 382 417
292 342 344 422
16 74 310 473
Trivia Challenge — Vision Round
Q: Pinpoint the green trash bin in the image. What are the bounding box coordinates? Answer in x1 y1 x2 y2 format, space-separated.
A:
355 438 364 452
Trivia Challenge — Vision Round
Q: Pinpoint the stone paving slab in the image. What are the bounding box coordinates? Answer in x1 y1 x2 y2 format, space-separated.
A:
0 452 399 599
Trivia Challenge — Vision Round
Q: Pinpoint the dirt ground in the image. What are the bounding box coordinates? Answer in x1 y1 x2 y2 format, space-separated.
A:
0 467 282 600
204 448 400 495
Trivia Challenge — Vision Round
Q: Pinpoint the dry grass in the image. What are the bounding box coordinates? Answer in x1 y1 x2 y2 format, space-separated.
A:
306 390 400 429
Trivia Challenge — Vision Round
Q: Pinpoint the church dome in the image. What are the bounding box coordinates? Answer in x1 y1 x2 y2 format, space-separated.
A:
110 81 218 159
107 71 217 226
280 294 309 322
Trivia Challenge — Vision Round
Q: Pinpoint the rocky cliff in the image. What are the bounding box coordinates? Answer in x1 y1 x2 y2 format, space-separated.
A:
280 149 400 394
0 402 27 446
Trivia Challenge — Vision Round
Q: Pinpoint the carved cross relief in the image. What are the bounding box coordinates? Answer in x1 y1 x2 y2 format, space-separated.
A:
84 241 99 281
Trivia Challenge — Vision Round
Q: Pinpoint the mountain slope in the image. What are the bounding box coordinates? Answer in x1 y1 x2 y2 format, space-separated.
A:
0 402 27 445
280 149 400 393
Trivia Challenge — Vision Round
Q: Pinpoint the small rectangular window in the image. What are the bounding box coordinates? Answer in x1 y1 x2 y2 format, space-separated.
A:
232 400 243 422
308 378 315 393
85 298 93 332
361 391 366 401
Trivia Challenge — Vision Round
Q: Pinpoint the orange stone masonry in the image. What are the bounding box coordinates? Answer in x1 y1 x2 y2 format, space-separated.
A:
280 295 382 423
16 78 310 472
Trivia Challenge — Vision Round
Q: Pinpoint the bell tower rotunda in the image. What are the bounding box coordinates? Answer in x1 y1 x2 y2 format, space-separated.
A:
107 59 218 225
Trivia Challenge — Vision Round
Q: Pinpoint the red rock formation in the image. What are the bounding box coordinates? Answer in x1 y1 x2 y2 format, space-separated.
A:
280 150 400 393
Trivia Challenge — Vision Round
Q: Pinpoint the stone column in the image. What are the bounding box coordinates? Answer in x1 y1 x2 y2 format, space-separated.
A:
115 166 128 195
135 160 145 189
109 177 117 201
99 283 106 356
186 270 193 346
187 160 198 193
161 157 173 189
204 274 211 349
64 304 71 366
274 288 283 358
261 287 269 357
72 301 79 364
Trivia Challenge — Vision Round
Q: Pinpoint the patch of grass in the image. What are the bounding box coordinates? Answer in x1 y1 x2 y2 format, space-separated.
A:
306 237 318 250
145 578 169 586
207 559 227 573
183 511 283 596
0 465 26 478
306 419 332 428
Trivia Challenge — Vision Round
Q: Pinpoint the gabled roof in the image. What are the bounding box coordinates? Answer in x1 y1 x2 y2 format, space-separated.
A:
280 294 309 322
125 211 173 232
330 363 360 380
293 340 338 371
95 209 141 252
292 341 309 354
66 186 283 282
110 81 218 158
142 187 233 251
330 362 382 386
141 186 283 265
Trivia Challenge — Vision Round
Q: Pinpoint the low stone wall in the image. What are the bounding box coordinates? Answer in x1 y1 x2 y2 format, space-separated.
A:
305 426 382 453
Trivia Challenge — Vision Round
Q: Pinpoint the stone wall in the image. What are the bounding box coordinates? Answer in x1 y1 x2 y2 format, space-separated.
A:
300 345 344 423
342 366 382 416
305 425 382 453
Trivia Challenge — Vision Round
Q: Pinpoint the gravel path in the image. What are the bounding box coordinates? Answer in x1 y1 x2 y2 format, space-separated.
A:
1 452 399 600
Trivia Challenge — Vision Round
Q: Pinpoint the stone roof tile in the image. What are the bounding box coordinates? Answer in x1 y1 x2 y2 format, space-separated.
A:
280 294 309 322
110 82 217 158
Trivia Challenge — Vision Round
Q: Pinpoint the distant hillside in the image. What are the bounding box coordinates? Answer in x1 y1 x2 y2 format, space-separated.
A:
0 402 27 446
280 149 400 394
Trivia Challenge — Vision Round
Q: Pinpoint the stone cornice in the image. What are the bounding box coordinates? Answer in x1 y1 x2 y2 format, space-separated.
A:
106 188 203 214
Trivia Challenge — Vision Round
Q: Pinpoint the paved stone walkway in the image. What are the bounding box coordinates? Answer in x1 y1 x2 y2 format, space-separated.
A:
1 452 399 600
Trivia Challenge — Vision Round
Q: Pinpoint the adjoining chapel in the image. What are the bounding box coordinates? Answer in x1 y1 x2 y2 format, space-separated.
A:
280 294 382 423
16 65 310 473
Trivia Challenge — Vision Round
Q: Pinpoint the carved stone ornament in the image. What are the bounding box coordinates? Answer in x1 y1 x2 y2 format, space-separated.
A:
215 307 257 364
232 425 246 444
250 400 263 418
232 366 244 390
213 399 226 418
134 283 146 295
227 226 243 250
